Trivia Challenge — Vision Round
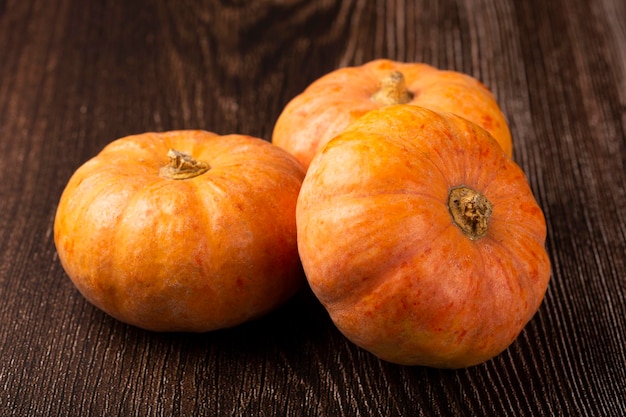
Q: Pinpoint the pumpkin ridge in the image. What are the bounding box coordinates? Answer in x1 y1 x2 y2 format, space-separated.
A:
350 188 447 203
281 98 374 167
304 182 449 207
324 231 445 313
65 174 153 321
302 192 451 309
472 239 541 346
186 179 264 329
323 107 460 194
107 179 192 316
487 225 549 311
487 178 548 244
329 224 489 366
55 165 128 311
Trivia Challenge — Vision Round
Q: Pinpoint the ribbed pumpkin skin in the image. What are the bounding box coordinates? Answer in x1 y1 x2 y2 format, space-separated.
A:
296 106 550 368
54 131 305 332
273 59 513 170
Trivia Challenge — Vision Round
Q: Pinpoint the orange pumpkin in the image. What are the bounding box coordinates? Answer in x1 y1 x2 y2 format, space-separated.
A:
296 105 550 368
273 59 513 170
54 130 305 332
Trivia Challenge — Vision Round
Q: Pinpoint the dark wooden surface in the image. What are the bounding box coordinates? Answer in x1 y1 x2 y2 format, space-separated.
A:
1 0 625 415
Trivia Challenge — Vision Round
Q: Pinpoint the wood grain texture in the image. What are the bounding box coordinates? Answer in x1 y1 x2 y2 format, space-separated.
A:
0 0 624 415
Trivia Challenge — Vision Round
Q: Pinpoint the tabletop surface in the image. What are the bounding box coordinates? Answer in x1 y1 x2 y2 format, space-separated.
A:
1 0 625 416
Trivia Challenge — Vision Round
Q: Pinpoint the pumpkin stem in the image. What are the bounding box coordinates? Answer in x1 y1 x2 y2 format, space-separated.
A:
159 149 210 180
371 71 414 106
448 186 493 240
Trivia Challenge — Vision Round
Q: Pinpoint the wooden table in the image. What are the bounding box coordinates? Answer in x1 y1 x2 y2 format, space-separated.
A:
1 0 624 415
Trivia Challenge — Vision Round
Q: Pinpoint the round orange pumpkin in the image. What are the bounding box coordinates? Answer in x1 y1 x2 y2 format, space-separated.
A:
296 105 550 368
273 59 513 170
54 130 305 332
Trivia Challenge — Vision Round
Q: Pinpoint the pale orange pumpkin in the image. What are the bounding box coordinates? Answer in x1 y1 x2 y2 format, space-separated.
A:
296 105 550 368
54 130 305 332
273 59 513 170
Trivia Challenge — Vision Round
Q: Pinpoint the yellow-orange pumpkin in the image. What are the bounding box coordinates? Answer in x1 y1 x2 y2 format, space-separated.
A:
54 130 305 332
273 59 513 170
296 105 550 368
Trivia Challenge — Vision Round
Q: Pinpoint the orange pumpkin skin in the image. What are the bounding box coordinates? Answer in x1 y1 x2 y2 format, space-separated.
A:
273 59 513 170
54 131 305 332
296 106 550 368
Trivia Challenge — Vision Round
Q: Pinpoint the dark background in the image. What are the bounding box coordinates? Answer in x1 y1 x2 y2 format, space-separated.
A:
1 0 625 416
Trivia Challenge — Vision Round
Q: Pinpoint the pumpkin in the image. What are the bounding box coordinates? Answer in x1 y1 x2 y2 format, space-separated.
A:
54 130 305 332
296 105 550 368
272 59 513 170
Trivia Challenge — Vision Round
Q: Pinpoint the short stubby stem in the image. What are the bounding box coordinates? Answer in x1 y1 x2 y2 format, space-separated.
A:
371 71 415 106
448 186 493 240
159 149 210 180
